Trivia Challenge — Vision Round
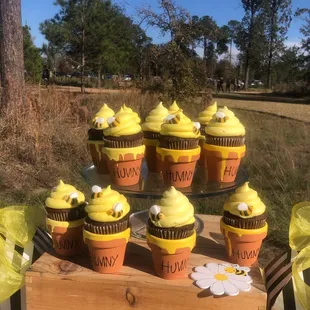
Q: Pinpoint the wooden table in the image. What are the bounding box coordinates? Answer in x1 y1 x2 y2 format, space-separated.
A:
25 215 267 310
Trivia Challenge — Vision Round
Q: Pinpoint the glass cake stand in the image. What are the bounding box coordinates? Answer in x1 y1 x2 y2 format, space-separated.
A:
82 161 248 240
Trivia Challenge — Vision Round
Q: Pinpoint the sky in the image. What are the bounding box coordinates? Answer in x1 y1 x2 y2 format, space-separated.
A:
22 0 308 57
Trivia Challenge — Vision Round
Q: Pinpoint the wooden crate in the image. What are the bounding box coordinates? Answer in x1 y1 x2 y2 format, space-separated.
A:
25 215 266 310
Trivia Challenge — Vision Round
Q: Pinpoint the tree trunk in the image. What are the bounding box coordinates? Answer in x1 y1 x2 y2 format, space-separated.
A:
97 66 101 88
267 9 275 89
203 37 208 83
0 0 25 111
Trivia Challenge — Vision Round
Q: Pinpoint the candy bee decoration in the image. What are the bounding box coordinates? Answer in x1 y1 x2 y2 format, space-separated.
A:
289 201 310 309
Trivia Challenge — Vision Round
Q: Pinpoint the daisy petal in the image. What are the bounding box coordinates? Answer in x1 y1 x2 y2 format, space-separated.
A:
194 266 215 275
223 280 239 296
230 280 251 292
191 272 214 281
210 280 225 296
218 264 227 274
228 275 253 283
196 278 217 289
205 263 219 274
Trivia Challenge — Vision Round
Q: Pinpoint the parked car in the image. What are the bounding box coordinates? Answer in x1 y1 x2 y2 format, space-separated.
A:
250 80 264 86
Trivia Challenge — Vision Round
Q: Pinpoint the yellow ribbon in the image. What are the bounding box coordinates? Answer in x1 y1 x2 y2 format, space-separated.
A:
0 205 45 303
289 201 310 310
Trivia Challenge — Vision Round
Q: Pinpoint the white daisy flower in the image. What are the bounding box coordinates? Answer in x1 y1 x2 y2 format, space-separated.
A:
190 262 252 296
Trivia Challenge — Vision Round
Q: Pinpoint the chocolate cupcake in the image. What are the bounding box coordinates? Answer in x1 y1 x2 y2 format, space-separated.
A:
147 187 195 240
222 182 267 229
205 106 245 147
84 185 131 235
45 180 86 222
159 110 200 150
103 105 143 148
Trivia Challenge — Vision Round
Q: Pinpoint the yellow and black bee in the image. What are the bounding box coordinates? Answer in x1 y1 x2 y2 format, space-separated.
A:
149 205 164 221
107 116 121 128
237 202 253 217
214 111 229 123
107 203 124 218
193 122 201 134
234 269 248 276
91 185 103 199
92 117 105 129
165 113 181 124
63 192 79 206
222 264 250 276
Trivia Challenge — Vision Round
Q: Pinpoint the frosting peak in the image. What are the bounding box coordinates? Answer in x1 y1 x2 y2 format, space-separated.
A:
168 101 181 114
224 182 266 218
198 102 217 125
90 103 115 130
148 186 195 228
160 110 200 139
141 102 169 133
45 180 85 210
115 104 141 123
85 185 130 222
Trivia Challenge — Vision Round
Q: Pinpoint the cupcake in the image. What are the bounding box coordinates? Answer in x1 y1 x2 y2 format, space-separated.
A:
83 185 131 273
88 104 115 174
146 186 196 280
197 101 217 166
103 109 145 186
45 180 86 256
198 101 217 135
157 110 201 188
220 183 268 266
141 102 169 173
204 106 246 183
168 100 181 114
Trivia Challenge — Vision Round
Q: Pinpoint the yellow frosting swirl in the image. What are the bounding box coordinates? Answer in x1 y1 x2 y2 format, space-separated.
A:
224 182 266 218
141 102 169 133
115 104 141 123
45 180 85 210
103 112 142 137
149 186 195 228
198 102 217 125
168 101 181 114
160 110 200 139
90 104 115 130
205 106 245 137
85 185 130 222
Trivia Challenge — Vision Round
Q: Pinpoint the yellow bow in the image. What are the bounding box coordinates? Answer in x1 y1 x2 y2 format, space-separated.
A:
289 201 310 310
0 205 45 303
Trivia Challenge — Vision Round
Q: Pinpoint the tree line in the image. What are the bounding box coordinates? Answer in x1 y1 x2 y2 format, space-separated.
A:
1 0 310 100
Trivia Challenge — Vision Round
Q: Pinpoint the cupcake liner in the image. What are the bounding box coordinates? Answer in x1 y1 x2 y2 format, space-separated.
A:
159 135 199 150
88 128 104 141
147 219 195 240
84 215 130 235
143 131 160 140
103 132 144 148
46 203 87 222
205 135 245 147
222 211 266 229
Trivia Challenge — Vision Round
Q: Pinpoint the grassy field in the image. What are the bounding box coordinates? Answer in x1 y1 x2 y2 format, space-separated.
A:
0 88 309 265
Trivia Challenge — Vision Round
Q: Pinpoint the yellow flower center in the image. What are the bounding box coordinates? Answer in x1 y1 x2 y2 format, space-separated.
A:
224 267 236 273
215 274 228 281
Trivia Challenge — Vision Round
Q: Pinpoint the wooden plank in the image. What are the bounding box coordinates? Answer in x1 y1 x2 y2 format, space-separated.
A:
25 215 266 310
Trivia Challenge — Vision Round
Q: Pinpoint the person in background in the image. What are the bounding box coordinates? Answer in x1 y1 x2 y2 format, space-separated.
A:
42 67 50 88
219 77 224 92
226 78 231 92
